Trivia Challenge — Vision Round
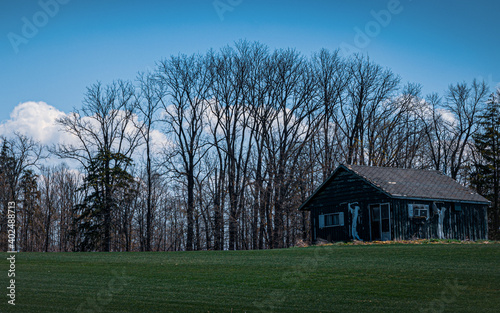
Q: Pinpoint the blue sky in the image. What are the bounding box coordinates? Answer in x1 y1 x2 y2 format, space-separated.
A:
1 0 499 125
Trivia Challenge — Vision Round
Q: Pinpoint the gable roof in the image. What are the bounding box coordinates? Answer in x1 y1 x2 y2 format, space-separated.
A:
299 164 490 210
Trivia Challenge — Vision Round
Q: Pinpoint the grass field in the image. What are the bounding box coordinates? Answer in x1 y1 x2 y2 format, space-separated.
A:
1 243 499 312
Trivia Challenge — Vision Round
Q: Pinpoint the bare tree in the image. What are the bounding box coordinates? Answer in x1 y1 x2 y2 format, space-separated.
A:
135 72 163 251
339 55 400 165
39 166 55 252
52 164 81 252
158 54 211 251
445 79 489 179
364 83 422 167
263 49 321 248
418 93 451 172
311 48 350 179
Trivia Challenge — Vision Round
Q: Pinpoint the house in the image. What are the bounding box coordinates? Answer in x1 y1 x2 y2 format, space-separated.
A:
299 164 490 242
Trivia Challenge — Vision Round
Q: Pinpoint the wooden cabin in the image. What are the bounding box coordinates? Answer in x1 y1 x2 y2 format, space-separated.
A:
299 164 490 242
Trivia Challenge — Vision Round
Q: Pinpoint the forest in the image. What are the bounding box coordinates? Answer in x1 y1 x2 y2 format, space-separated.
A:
1 41 499 252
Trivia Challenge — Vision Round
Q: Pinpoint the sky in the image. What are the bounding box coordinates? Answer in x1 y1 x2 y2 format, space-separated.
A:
0 0 499 145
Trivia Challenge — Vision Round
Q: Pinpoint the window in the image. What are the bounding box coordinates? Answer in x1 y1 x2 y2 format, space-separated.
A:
326 214 339 226
453 203 462 211
408 204 429 219
318 212 344 228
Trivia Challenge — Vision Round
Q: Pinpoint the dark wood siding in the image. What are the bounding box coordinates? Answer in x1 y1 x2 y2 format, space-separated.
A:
390 199 488 241
446 203 488 240
308 168 389 242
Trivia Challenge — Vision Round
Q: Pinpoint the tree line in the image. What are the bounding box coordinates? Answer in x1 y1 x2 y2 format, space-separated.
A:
1 41 499 252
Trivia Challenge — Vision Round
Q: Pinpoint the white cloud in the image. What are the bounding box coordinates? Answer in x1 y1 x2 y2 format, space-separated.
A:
150 128 170 152
436 108 457 126
0 101 86 169
417 98 457 126
0 101 172 168
0 101 72 145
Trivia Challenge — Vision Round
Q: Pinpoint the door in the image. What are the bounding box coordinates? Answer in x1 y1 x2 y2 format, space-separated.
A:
370 204 391 241
380 203 391 241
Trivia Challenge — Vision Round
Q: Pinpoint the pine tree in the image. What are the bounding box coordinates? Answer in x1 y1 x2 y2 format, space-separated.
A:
73 149 135 251
472 88 500 239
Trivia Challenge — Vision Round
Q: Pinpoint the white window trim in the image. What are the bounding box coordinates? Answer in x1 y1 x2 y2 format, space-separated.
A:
408 204 429 220
319 212 344 228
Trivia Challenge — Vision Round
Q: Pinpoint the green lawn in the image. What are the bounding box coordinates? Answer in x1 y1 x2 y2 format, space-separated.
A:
0 244 499 312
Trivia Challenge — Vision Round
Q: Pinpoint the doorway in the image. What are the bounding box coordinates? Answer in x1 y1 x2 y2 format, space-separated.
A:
370 203 391 241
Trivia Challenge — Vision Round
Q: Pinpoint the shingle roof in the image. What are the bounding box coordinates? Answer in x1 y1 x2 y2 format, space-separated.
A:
345 164 490 204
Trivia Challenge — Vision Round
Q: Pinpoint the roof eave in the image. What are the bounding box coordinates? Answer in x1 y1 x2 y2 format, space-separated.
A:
391 195 491 205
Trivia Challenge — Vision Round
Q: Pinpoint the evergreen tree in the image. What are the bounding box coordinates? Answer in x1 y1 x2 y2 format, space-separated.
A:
73 149 135 251
472 88 500 239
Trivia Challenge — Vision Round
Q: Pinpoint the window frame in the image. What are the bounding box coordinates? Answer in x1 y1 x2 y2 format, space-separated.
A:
318 212 344 228
408 203 429 219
